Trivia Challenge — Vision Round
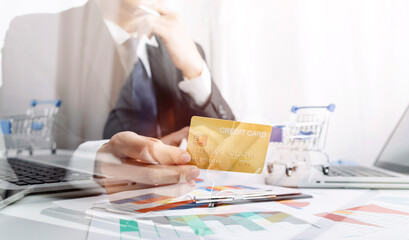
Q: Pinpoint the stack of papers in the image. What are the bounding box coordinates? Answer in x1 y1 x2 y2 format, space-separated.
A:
101 183 308 214
49 180 409 239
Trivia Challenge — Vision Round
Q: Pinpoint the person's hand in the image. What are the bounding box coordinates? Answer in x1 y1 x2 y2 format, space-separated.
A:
119 4 203 79
97 0 155 38
95 131 200 194
151 6 204 79
160 126 189 146
124 7 157 39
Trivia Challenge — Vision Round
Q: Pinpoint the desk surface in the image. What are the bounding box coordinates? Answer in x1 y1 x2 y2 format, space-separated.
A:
0 190 99 240
1 187 409 240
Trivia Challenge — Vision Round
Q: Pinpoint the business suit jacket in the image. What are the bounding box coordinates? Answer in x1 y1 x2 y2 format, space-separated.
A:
103 37 235 139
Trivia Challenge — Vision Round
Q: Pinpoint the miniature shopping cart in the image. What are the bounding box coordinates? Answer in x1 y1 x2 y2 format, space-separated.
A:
0 100 62 156
270 104 335 177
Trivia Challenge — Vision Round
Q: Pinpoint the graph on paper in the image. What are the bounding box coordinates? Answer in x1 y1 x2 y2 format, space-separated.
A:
197 185 260 192
277 199 310 209
316 204 409 234
109 185 266 213
118 211 314 239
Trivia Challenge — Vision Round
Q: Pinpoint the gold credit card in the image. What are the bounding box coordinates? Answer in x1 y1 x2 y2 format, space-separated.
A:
187 116 272 174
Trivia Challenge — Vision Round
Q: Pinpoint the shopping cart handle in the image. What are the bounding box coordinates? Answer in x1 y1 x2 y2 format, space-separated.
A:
31 99 62 108
31 122 44 131
291 104 335 113
0 120 11 135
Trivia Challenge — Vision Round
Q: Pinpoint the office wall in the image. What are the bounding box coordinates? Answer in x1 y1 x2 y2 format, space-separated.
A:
1 0 409 165
0 0 88 87
174 0 409 166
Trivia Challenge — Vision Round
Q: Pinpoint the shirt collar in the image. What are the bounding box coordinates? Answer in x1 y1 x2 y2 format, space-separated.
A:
104 19 158 48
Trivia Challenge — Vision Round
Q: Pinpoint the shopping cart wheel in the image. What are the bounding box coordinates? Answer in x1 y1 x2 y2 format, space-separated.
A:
285 167 293 177
322 166 330 175
267 163 274 174
51 143 57 154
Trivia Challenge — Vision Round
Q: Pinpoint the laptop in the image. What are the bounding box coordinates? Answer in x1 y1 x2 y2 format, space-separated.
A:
0 152 104 209
297 104 409 188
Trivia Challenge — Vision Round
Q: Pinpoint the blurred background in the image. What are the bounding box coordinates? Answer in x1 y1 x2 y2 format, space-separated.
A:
1 0 408 165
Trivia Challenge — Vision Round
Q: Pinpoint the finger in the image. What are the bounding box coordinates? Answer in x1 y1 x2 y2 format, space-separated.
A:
101 161 201 186
131 12 158 24
186 125 224 169
151 21 170 39
161 127 189 146
132 7 156 17
106 181 196 200
145 180 196 197
129 163 200 185
124 15 156 36
102 180 151 195
152 5 176 17
151 16 173 30
109 132 191 165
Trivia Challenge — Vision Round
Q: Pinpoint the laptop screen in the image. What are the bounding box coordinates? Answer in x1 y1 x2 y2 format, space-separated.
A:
375 105 409 174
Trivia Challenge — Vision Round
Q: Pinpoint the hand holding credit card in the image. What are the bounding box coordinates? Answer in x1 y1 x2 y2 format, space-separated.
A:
187 117 272 174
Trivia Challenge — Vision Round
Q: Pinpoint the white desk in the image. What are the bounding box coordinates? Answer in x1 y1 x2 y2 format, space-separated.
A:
2 187 409 240
0 190 100 240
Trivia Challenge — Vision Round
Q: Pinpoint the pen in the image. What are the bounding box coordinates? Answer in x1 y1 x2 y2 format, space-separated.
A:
139 5 160 17
129 6 160 38
193 193 313 208
193 191 276 204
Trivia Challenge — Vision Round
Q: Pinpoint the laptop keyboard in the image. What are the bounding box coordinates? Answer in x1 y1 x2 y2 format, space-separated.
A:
0 157 93 186
328 165 396 177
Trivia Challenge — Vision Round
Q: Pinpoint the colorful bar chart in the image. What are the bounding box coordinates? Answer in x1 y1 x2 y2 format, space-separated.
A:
118 211 312 238
316 204 409 232
110 185 264 213
111 194 173 205
277 200 310 209
347 204 409 216
193 178 204 183
198 185 259 192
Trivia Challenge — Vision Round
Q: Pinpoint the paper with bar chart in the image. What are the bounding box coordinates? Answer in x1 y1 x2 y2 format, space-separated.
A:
103 184 301 214
83 183 409 239
315 203 409 235
87 211 318 240
87 184 319 239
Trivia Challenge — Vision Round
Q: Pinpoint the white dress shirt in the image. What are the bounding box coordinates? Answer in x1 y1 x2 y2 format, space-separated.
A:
104 19 212 107
71 19 213 174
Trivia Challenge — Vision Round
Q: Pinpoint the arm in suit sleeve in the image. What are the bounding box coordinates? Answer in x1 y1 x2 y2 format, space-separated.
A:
179 44 235 120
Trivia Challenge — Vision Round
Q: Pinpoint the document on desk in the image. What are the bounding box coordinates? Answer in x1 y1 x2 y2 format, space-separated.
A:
52 195 109 213
85 183 323 240
100 184 306 215
86 190 381 240
85 189 409 240
87 209 321 240
304 189 409 237
47 183 409 239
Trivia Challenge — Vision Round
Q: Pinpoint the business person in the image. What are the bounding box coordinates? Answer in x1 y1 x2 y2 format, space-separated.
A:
100 0 235 139
1 0 232 193
69 0 233 193
2 0 234 150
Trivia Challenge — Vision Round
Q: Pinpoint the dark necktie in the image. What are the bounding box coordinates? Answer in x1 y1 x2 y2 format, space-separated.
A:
131 59 158 137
